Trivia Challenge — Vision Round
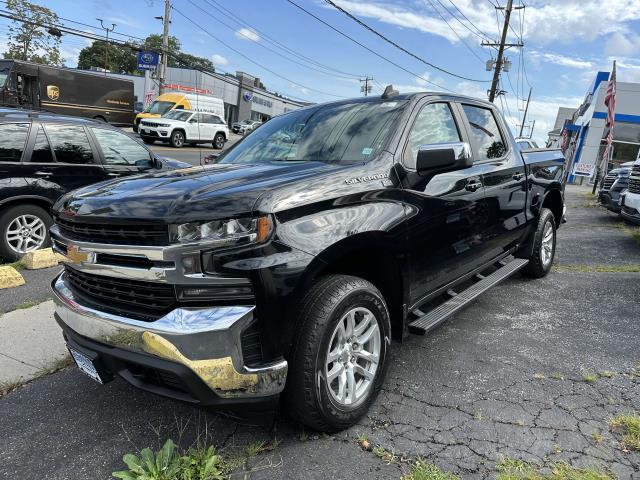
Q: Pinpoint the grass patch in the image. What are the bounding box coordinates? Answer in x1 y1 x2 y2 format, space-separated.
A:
533 373 546 380
582 373 598 383
599 370 615 378
356 433 371 451
0 379 23 396
14 300 39 310
553 264 640 273
0 355 73 397
495 458 613 480
1 260 25 270
402 459 460 480
372 445 398 464
551 373 565 380
609 412 640 451
617 222 640 248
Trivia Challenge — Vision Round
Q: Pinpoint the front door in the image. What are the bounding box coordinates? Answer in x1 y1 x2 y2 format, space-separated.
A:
185 113 200 141
458 103 528 257
399 101 487 306
89 126 154 178
198 113 217 142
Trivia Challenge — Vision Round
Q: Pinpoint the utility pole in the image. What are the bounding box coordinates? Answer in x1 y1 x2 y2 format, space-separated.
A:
482 0 523 102
360 76 373 96
528 119 535 139
518 87 532 137
157 0 171 96
96 18 116 75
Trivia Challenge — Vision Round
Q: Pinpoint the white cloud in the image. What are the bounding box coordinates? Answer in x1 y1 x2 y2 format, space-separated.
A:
235 28 260 42
605 32 640 57
211 54 228 66
529 51 594 69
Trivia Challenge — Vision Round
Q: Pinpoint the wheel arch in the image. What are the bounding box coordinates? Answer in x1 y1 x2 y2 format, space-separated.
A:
542 188 563 226
0 195 54 213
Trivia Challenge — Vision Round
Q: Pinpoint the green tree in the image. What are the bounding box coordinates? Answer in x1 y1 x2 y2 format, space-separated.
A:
174 52 215 72
77 40 137 74
2 0 62 65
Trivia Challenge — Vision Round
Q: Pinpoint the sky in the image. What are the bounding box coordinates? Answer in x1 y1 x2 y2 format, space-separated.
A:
2 0 640 144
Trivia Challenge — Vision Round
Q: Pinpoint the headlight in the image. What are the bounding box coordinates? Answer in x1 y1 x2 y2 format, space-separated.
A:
155 123 171 127
169 215 273 246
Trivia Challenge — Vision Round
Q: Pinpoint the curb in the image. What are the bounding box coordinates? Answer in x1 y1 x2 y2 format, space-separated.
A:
21 248 62 270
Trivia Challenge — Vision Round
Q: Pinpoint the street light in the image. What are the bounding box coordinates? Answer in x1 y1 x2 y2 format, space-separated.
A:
96 18 116 75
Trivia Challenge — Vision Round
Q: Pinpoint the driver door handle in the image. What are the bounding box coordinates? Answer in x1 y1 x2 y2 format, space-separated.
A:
465 179 483 192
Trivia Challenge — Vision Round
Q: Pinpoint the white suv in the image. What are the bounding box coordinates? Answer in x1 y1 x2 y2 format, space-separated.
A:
139 110 229 149
620 157 640 224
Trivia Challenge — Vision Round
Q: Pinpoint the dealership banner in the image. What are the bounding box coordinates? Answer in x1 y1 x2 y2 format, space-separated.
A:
137 51 159 71
572 163 596 177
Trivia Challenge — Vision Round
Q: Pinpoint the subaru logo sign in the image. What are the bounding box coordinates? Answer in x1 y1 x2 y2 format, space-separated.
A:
243 91 253 102
137 51 159 71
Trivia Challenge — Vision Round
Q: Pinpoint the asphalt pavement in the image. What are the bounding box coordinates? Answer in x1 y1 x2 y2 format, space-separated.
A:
146 131 244 166
0 186 639 479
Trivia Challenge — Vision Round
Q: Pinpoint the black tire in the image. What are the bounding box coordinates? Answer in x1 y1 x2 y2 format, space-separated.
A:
141 137 155 144
213 133 226 149
93 115 107 123
0 204 53 262
169 130 185 148
284 275 391 432
521 207 556 278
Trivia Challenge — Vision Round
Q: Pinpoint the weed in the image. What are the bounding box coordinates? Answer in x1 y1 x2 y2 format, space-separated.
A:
607 397 616 405
356 433 371 451
591 432 604 443
14 300 38 310
617 223 640 248
582 373 598 383
552 444 562 454
553 264 640 273
599 371 615 378
402 459 460 480
533 373 546 380
0 379 22 397
243 440 269 458
551 373 565 380
2 260 24 270
495 458 613 480
34 355 74 378
372 445 397 464
609 412 640 451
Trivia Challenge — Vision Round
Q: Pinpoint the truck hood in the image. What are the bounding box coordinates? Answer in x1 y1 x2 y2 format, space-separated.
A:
54 162 342 223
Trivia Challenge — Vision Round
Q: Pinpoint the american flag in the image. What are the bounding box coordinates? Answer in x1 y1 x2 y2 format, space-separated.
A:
601 61 617 166
560 126 568 150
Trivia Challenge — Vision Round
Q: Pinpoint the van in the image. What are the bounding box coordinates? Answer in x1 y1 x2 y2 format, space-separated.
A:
133 93 224 132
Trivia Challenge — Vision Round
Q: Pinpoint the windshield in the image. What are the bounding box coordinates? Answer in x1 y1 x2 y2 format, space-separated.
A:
144 101 175 115
163 110 192 121
220 100 407 165
0 61 12 87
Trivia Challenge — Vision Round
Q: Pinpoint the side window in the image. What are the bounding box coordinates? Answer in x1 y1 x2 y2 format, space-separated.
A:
216 116 226 125
45 125 95 164
200 114 214 124
31 125 54 163
404 103 461 168
0 123 29 162
92 128 151 165
461 104 507 160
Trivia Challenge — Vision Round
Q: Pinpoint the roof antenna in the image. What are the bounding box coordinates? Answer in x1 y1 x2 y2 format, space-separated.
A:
381 84 398 99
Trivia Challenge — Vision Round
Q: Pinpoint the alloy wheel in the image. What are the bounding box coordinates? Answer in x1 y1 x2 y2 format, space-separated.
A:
325 307 381 408
6 214 46 254
540 221 554 268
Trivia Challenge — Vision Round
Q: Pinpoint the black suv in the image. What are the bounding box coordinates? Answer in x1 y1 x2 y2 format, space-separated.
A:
598 161 634 212
0 108 189 261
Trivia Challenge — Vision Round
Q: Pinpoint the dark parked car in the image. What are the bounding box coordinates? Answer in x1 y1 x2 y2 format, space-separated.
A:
598 161 634 212
0 108 189 261
51 90 565 432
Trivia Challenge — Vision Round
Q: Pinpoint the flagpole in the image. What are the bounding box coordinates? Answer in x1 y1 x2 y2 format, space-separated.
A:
592 60 616 194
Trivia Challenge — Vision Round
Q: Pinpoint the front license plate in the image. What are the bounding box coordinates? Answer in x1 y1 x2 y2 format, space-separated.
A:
69 348 103 384
141 128 149 134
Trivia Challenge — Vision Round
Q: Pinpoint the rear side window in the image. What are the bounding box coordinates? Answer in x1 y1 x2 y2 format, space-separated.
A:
45 125 95 164
461 104 506 160
0 123 29 162
31 125 54 163
92 128 150 165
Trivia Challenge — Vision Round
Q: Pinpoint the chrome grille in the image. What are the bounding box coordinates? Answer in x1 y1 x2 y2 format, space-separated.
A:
602 174 616 190
629 176 640 194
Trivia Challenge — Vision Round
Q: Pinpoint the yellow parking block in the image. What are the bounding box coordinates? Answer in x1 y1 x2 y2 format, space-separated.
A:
0 266 25 289
21 248 61 270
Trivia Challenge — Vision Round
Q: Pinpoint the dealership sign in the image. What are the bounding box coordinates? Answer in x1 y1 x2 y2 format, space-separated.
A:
137 51 159 70
572 163 596 177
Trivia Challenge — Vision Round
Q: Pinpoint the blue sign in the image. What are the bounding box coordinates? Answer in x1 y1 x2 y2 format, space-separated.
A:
242 91 253 102
137 51 159 71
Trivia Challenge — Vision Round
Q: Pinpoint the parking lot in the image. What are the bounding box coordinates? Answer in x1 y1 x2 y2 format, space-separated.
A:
0 185 638 479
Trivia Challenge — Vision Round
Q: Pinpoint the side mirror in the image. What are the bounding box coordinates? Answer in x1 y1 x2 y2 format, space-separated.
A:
135 158 155 170
416 142 473 176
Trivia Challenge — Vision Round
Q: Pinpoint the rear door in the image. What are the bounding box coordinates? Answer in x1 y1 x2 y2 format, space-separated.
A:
399 99 487 305
0 122 32 203
459 103 527 256
22 122 108 196
89 127 154 178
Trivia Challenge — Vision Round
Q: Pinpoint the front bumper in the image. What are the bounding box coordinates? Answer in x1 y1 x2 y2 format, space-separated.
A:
52 272 287 404
621 192 640 224
598 190 622 212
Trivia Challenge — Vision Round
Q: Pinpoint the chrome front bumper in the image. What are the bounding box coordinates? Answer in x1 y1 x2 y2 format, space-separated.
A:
52 272 287 399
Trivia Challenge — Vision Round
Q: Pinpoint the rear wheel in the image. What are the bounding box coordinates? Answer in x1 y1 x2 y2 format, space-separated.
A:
0 204 52 261
522 207 556 278
93 115 107 123
213 133 225 149
169 130 185 148
284 275 390 432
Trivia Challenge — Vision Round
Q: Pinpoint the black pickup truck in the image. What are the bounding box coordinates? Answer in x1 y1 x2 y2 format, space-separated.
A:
50 89 565 432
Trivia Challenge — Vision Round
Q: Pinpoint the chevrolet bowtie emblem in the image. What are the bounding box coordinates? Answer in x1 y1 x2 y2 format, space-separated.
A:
65 245 93 264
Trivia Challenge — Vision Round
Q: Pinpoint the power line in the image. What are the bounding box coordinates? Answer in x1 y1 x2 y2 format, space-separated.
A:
187 0 361 81
171 5 350 99
285 0 456 93
201 0 363 79
323 0 490 83
445 0 492 40
424 0 487 64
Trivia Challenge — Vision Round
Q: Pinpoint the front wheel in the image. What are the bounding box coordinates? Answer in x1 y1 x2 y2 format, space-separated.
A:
284 275 390 432
213 133 225 149
169 130 185 148
522 207 556 278
0 204 52 262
